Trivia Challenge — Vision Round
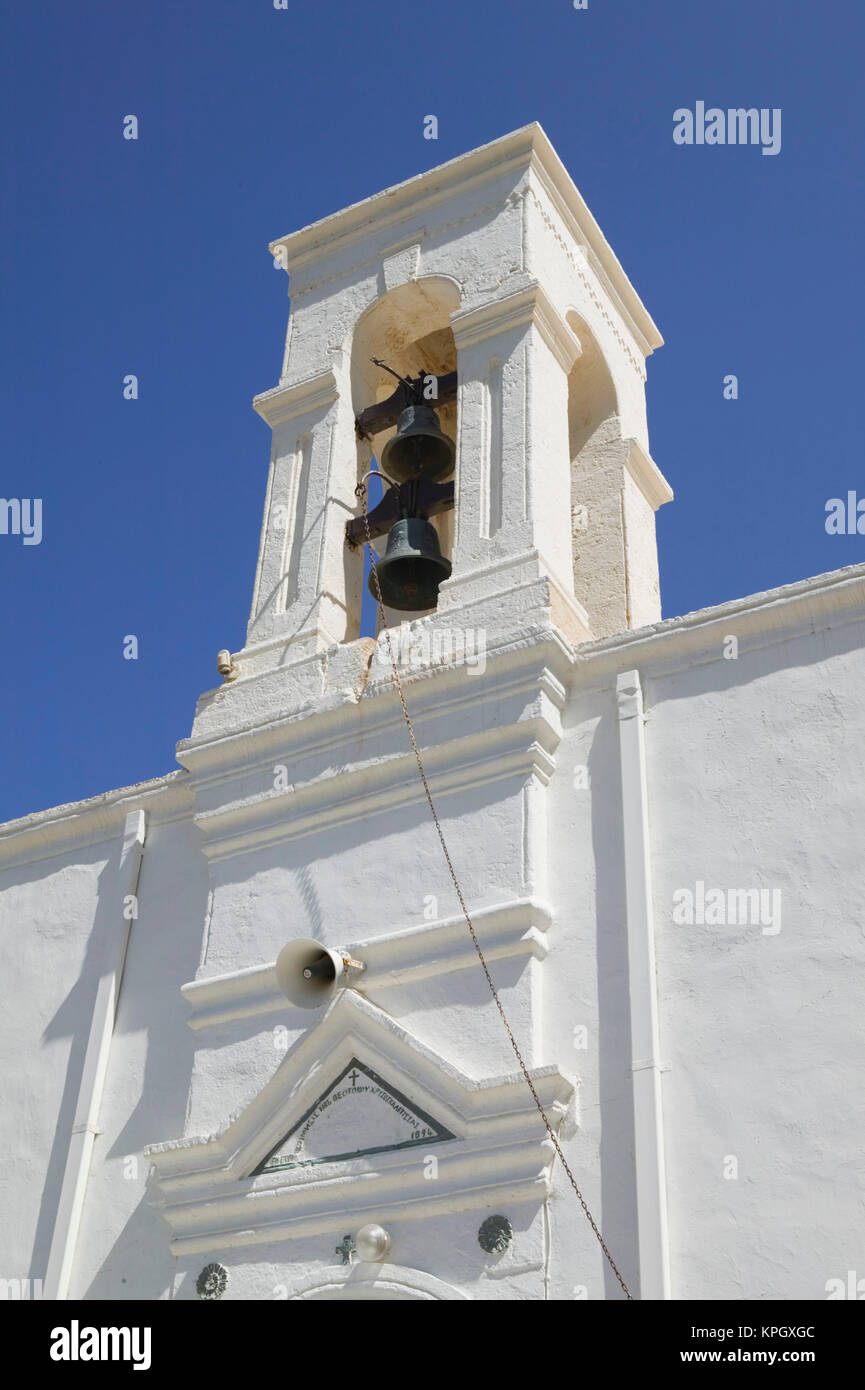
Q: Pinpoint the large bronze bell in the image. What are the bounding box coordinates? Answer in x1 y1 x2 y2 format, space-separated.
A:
380 404 455 484
369 517 452 611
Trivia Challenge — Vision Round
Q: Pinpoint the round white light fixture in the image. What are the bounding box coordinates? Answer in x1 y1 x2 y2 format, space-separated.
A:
354 1223 391 1263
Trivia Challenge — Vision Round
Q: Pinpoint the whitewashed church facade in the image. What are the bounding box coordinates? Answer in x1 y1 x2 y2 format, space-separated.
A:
2 125 863 1302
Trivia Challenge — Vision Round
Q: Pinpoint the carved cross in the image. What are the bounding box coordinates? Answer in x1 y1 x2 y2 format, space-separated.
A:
335 1234 355 1266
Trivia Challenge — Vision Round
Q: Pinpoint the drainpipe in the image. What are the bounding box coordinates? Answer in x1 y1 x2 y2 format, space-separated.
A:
43 808 147 1300
616 670 671 1299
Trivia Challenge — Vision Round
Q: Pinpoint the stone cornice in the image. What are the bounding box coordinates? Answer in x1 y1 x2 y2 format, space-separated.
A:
571 563 865 687
451 281 582 373
0 771 190 870
252 367 339 427
267 123 660 354
625 439 674 511
179 633 571 784
525 161 662 359
7 567 860 867
181 897 553 1031
190 724 558 862
268 133 534 274
180 566 865 849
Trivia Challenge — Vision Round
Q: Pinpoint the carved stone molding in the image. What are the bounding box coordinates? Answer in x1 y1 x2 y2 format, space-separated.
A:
252 368 339 427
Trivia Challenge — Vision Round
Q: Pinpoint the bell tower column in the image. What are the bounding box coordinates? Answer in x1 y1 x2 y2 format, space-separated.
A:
249 349 361 658
444 283 588 644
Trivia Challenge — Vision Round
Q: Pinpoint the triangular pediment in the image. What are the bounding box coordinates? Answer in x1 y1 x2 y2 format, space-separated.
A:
253 1057 453 1173
146 990 576 1259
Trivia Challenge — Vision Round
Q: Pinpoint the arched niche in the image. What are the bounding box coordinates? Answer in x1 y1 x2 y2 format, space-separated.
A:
565 308 619 460
348 277 461 628
288 1262 470 1301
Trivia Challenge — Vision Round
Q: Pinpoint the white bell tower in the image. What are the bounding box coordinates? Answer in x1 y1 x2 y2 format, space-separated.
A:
202 122 670 735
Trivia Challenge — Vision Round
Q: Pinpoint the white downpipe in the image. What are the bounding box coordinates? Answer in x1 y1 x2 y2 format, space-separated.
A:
43 808 147 1300
616 670 671 1300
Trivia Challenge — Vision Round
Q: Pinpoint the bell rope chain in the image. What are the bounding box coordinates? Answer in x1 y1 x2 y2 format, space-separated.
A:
357 476 634 1301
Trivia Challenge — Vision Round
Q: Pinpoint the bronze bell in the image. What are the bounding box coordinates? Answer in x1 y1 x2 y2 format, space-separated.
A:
380 404 455 484
369 517 452 611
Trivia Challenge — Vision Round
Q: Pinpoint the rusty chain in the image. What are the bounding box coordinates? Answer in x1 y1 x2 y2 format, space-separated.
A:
357 478 634 1301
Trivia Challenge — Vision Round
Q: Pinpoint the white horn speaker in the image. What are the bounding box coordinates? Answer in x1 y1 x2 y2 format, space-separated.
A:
274 938 365 1009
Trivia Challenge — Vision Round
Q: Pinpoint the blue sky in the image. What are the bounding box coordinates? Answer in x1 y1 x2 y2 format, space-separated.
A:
1 0 862 823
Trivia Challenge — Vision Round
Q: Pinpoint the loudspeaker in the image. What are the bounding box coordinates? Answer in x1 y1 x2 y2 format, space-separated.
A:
274 938 365 1009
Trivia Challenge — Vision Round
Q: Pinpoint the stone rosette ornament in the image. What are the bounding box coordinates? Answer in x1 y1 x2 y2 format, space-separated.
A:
196 1262 229 1300
477 1214 513 1254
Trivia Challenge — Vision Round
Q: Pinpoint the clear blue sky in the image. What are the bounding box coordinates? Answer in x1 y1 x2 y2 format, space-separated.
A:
1 0 862 823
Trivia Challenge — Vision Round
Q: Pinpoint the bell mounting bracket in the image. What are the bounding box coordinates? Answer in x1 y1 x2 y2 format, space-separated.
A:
345 477 454 548
354 364 458 441
347 359 457 548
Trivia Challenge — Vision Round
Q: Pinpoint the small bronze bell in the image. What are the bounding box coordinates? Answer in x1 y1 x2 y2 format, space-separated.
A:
380 404 456 484
369 517 452 611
